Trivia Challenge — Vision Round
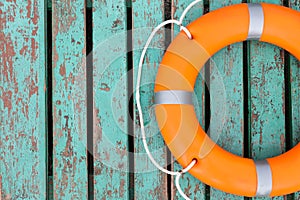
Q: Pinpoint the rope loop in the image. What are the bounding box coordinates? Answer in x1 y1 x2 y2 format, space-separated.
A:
136 0 203 199
176 159 197 200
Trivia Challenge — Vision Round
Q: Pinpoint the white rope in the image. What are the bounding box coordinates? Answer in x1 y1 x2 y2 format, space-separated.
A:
136 19 191 177
176 159 198 199
136 0 203 199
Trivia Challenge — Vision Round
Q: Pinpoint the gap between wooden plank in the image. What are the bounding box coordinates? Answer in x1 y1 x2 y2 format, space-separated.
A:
204 1 210 200
289 1 300 199
126 0 135 198
163 1 172 199
47 3 54 200
86 0 94 199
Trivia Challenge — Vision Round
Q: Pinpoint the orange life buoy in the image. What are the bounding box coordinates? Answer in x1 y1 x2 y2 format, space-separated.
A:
154 3 300 197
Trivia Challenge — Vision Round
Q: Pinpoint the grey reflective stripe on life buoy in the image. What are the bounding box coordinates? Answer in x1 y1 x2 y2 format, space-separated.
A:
154 90 193 105
247 3 264 40
255 160 273 197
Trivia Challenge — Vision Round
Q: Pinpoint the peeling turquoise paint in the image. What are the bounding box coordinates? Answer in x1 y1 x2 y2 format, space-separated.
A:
93 0 129 199
52 0 88 198
0 0 46 198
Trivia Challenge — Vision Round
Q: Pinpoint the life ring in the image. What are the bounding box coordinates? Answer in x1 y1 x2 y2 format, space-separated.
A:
154 3 300 197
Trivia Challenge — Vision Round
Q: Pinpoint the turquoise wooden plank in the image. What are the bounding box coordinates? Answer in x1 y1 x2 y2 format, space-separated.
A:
0 0 47 198
249 0 285 158
290 0 300 144
92 0 129 199
52 0 88 198
171 1 206 199
290 53 300 144
290 55 300 200
249 0 285 200
290 1 300 199
132 0 168 199
209 0 244 199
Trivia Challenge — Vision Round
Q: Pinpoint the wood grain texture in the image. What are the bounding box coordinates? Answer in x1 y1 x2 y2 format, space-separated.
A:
132 0 168 199
290 1 300 199
0 0 47 199
52 0 88 198
209 0 244 199
171 1 206 199
92 0 129 199
249 0 285 199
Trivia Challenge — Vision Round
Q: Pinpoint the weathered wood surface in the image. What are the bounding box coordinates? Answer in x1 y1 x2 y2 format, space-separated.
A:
290 1 300 199
209 0 244 199
92 0 129 199
132 0 168 199
0 0 47 199
1 0 300 199
290 55 300 200
52 0 88 198
171 0 206 199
